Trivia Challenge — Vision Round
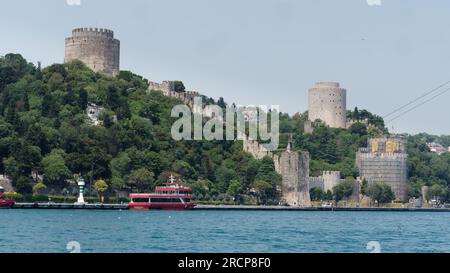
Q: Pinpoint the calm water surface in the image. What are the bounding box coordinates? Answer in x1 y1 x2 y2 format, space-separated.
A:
1 209 449 253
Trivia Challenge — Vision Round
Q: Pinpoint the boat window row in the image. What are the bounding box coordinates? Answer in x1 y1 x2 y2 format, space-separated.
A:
132 198 191 203
157 191 191 195
151 198 182 203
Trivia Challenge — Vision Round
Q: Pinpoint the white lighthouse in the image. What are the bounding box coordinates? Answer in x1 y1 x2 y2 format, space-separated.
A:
75 177 86 204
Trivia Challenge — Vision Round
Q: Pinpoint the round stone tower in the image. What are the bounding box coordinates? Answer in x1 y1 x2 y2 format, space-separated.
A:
308 82 347 128
65 27 120 77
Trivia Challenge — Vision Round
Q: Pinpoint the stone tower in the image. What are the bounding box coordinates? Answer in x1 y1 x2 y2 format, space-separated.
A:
356 136 408 202
65 27 120 77
308 82 347 128
277 149 311 207
242 134 311 207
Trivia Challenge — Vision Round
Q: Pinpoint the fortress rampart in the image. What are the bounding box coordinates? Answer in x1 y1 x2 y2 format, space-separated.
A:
309 171 342 193
148 81 221 119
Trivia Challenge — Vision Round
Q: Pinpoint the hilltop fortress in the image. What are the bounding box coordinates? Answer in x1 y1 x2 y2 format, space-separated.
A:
63 27 409 205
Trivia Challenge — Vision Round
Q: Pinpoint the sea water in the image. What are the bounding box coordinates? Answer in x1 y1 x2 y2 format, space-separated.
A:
1 210 449 253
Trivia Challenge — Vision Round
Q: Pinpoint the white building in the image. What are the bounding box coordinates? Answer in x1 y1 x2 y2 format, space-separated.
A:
427 142 448 155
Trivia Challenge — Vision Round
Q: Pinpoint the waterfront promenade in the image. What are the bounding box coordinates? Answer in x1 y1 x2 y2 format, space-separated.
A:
7 203 450 212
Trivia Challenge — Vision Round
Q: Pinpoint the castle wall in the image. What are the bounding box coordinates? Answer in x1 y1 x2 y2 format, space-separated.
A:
243 135 311 207
65 28 120 77
308 82 347 128
308 177 324 190
321 171 341 192
148 81 219 118
309 171 342 193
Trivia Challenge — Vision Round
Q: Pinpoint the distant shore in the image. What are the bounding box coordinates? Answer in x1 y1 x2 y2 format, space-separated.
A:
6 203 450 212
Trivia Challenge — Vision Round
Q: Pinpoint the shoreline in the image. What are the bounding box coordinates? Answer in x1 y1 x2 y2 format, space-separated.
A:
5 203 450 212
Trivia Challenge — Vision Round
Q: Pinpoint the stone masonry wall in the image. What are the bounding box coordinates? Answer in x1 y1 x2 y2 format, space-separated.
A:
148 81 220 119
308 82 347 129
243 135 311 207
65 28 120 77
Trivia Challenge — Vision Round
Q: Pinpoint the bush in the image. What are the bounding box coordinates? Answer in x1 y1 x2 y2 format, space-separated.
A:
1 193 129 203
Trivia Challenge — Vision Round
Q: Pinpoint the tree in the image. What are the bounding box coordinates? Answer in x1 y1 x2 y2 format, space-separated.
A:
188 179 210 196
15 176 33 194
367 183 396 205
33 182 47 195
254 157 281 200
215 166 237 193
252 179 273 204
172 160 198 180
333 180 354 202
360 178 368 196
217 97 226 108
310 187 324 201
349 122 367 136
127 168 155 192
172 81 185 92
78 88 88 110
427 184 449 202
42 150 72 185
324 190 333 201
110 152 131 178
94 179 109 203
227 179 243 198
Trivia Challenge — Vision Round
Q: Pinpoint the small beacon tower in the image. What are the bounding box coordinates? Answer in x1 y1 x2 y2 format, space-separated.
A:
308 82 347 128
65 27 120 77
76 177 86 204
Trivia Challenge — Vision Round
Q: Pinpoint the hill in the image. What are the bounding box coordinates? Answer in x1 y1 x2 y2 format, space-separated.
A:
1 53 449 203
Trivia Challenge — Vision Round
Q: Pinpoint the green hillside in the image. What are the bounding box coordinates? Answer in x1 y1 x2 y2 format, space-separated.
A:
1 53 449 203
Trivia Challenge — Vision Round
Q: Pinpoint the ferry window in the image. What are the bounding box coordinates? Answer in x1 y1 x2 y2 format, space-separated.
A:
132 198 149 203
183 198 191 202
150 198 182 203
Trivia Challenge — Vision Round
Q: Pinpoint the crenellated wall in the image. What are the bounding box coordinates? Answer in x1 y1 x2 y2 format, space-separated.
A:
322 171 341 192
148 81 219 119
308 171 342 192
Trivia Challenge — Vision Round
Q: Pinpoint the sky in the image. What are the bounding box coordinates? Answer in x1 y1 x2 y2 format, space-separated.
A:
1 0 450 135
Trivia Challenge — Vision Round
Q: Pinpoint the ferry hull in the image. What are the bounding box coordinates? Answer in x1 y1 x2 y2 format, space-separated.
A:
128 203 195 211
0 199 14 208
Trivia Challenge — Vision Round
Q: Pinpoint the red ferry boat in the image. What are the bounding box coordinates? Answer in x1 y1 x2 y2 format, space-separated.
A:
128 175 195 211
0 186 14 209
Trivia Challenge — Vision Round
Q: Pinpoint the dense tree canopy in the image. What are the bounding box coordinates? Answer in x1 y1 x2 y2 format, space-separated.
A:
1 53 449 204
0 54 280 204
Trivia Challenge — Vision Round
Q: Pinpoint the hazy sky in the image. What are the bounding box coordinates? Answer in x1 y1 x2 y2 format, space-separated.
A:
1 0 450 135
